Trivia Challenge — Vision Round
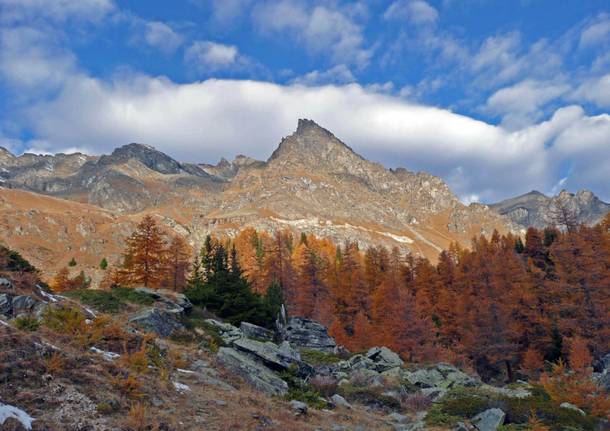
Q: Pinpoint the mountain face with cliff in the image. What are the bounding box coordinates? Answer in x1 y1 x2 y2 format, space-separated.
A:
0 119 509 278
490 189 610 230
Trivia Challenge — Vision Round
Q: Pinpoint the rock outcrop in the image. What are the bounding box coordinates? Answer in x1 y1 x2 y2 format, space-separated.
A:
490 189 610 229
129 308 184 337
282 317 337 352
217 347 289 396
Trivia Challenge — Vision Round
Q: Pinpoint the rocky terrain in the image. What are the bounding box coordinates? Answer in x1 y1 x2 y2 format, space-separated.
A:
0 120 510 281
490 190 610 230
1 252 606 431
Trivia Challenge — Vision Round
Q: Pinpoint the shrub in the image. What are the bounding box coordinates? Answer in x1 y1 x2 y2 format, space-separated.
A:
43 306 86 335
169 328 197 345
300 349 342 366
401 393 433 413
125 402 149 431
68 257 77 267
337 383 401 411
14 315 40 331
280 369 326 409
96 402 114 415
100 258 108 270
43 352 66 375
425 404 461 427
310 375 339 397
112 374 144 400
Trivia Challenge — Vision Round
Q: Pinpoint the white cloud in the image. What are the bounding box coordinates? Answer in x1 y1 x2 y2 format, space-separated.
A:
184 41 240 72
0 0 115 24
208 0 253 26
291 64 355 85
579 13 610 48
12 68 610 202
384 0 439 24
485 79 570 129
470 33 563 89
130 20 183 54
572 74 610 108
253 1 372 68
0 26 76 93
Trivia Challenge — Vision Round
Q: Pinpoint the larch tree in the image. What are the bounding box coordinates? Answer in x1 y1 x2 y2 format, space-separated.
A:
165 235 191 291
123 215 167 288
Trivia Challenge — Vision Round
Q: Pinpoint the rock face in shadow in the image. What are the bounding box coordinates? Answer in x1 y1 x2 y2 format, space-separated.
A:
282 317 337 352
217 347 289 396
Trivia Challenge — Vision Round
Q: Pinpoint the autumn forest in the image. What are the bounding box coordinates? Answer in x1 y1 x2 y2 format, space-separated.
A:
51 214 610 386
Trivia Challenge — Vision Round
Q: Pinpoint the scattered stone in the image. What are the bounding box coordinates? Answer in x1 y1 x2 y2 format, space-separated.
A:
560 402 586 416
330 394 352 409
0 294 11 316
388 412 410 423
217 347 288 395
214 399 227 407
471 408 505 431
366 346 404 371
283 317 337 352
0 277 13 289
129 307 183 337
421 386 448 402
134 287 192 312
240 321 274 341
289 400 308 416
454 422 474 431
11 295 38 316
405 368 444 388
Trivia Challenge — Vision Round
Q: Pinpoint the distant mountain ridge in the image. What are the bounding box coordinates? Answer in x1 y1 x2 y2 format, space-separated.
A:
0 119 509 278
490 189 610 229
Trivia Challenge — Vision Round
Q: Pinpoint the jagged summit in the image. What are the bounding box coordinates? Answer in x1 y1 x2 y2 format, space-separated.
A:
268 119 362 162
491 188 610 229
99 142 183 174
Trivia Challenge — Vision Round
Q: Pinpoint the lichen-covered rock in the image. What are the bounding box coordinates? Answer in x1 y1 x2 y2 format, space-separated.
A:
471 408 505 431
11 295 38 316
0 293 11 316
283 317 336 352
365 346 404 371
240 321 274 341
217 347 288 396
405 369 444 388
232 337 313 377
134 287 192 312
205 319 243 344
129 307 183 337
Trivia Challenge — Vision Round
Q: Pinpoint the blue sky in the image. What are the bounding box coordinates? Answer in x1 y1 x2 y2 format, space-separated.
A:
1 0 610 203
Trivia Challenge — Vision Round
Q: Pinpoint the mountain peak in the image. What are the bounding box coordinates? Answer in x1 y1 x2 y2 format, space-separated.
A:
269 119 361 163
295 118 334 138
101 143 182 174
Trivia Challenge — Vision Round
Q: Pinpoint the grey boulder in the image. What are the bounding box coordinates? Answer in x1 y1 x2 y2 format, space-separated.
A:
217 347 288 396
283 317 337 352
240 321 274 341
129 307 183 337
366 346 404 371
205 319 243 344
471 408 505 431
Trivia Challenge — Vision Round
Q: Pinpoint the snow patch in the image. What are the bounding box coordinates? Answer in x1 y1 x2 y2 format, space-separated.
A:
37 285 58 302
270 217 414 244
90 347 120 361
0 402 35 430
177 368 196 374
0 319 10 327
173 381 191 393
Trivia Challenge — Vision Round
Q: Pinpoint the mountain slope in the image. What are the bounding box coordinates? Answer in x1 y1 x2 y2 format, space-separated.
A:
490 189 610 229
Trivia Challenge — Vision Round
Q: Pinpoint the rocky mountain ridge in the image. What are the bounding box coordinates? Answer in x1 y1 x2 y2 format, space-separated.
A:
490 189 610 229
0 119 509 278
